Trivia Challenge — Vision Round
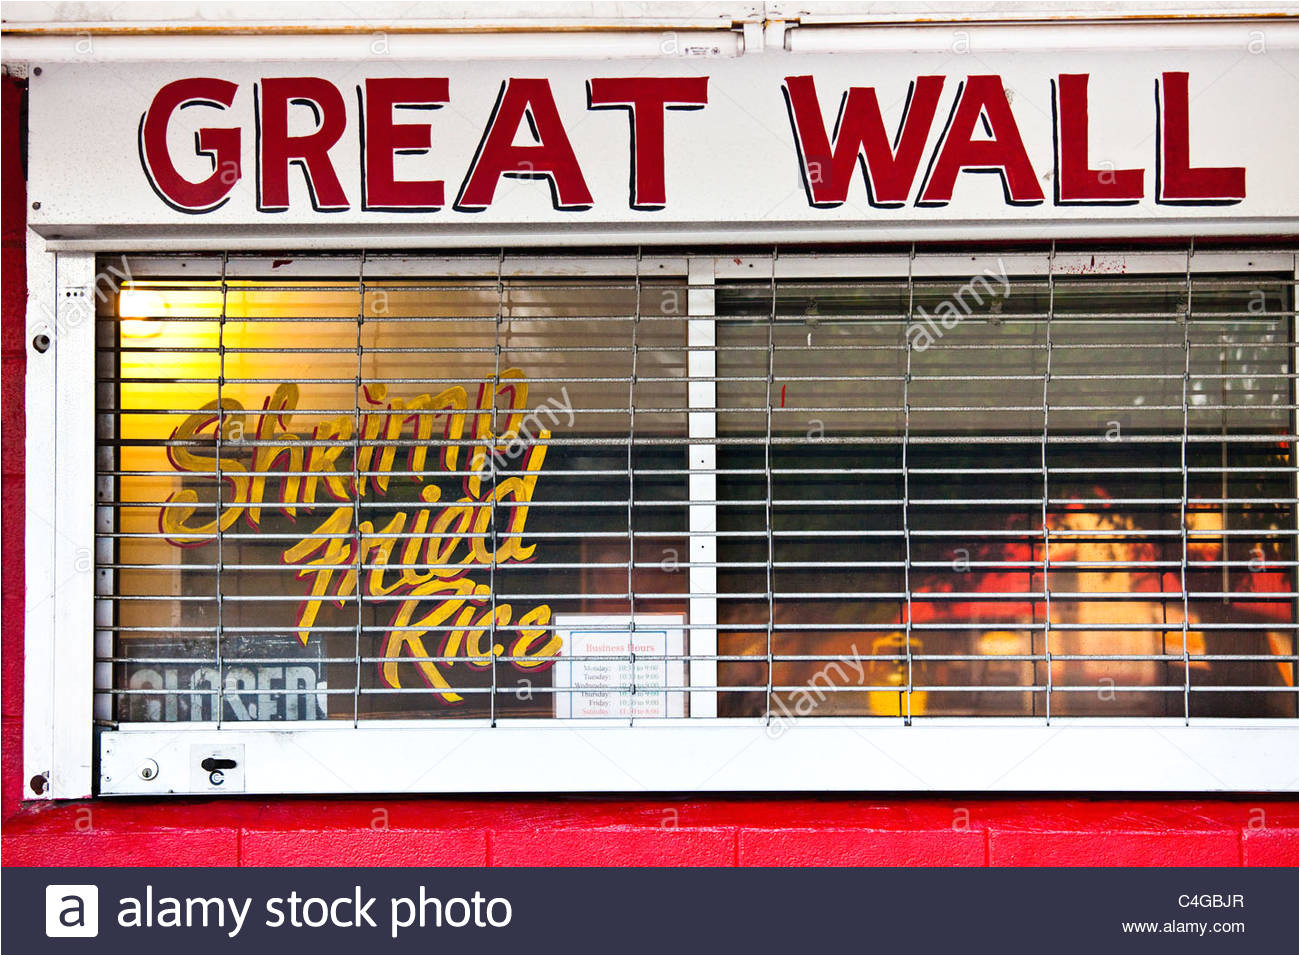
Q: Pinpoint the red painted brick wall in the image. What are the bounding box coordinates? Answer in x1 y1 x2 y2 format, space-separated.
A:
3 798 1296 867
1 71 1295 869
2 72 28 823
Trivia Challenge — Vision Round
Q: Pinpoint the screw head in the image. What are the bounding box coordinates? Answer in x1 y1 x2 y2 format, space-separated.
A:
32 67 41 76
32 332 51 353
31 201 41 210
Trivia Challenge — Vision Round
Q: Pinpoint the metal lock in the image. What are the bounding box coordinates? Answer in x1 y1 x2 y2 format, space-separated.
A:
190 744 245 792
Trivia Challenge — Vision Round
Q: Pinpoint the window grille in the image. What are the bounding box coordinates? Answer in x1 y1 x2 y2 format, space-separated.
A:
90 244 1298 792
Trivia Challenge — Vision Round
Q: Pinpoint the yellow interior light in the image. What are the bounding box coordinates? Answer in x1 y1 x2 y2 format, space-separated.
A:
118 289 168 338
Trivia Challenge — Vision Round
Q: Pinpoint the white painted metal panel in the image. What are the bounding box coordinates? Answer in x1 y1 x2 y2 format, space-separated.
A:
22 238 58 799
99 720 1299 794
24 252 98 799
52 254 97 799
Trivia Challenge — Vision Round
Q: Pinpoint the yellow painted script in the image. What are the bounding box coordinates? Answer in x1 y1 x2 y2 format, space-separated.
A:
159 370 559 704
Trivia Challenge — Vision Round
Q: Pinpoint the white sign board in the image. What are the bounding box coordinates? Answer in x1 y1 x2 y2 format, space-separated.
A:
24 31 1298 246
554 615 686 719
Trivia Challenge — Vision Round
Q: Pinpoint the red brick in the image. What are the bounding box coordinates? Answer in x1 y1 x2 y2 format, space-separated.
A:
0 289 25 356
241 827 487 867
489 827 735 866
1 356 24 450
0 717 21 818
980 799 1300 866
1242 827 1298 867
3 825 239 866
739 826 986 866
988 829 1240 866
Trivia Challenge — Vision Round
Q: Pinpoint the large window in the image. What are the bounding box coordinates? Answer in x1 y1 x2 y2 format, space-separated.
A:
713 268 1294 720
79 246 1297 793
101 260 690 723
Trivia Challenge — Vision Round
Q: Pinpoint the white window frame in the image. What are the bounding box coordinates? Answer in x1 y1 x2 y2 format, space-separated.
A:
24 245 1300 798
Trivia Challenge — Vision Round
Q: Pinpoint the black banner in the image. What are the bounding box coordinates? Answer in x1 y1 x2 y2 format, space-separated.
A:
4 866 1297 955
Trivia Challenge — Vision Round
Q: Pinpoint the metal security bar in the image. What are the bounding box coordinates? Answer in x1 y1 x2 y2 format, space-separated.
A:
93 245 1299 765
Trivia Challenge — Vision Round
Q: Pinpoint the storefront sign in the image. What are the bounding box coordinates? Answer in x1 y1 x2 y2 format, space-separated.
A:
27 43 1297 242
